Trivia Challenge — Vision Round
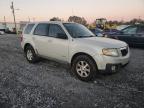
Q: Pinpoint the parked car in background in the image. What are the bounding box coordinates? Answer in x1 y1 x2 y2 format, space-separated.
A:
90 28 120 37
104 29 120 35
0 24 5 35
90 28 105 37
0 30 5 35
107 24 144 47
21 21 130 81
116 25 130 31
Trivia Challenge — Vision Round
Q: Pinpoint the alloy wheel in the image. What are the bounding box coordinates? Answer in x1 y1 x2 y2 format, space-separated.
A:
76 61 91 77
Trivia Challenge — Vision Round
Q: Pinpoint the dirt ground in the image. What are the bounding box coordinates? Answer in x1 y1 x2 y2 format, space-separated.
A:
0 34 144 108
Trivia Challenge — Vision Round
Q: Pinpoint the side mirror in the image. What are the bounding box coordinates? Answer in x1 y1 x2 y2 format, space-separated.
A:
57 33 68 39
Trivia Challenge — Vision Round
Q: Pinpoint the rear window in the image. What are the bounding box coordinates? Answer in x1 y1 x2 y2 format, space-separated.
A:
24 24 35 34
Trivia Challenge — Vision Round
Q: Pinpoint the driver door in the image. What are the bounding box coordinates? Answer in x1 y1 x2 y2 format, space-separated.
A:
46 24 69 62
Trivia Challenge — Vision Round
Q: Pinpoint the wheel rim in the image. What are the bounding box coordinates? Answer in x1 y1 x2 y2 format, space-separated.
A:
27 50 33 61
76 61 91 77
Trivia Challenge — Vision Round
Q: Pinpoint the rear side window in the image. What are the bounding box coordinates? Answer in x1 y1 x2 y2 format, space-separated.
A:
122 26 137 35
138 26 144 34
34 23 49 36
24 24 35 34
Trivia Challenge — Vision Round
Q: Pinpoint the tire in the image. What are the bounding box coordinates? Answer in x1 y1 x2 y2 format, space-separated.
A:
25 45 39 63
71 55 98 81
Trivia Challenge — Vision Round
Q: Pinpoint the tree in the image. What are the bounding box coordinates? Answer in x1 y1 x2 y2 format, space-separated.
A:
129 18 144 24
50 17 62 21
68 16 87 26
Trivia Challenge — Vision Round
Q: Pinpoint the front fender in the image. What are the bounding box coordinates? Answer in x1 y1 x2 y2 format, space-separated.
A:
68 44 100 63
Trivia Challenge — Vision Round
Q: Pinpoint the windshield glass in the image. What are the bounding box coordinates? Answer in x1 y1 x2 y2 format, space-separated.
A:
63 23 95 38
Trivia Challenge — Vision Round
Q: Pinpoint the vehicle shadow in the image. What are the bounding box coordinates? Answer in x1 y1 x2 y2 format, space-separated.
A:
33 57 130 83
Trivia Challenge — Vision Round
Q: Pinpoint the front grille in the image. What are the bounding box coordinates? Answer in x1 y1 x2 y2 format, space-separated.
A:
121 47 128 56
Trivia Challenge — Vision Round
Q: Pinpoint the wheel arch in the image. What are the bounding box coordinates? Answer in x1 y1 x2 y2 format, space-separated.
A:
71 52 97 68
24 43 33 53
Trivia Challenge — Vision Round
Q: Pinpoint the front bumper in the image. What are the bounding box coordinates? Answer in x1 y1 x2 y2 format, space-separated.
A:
99 62 129 73
94 48 130 73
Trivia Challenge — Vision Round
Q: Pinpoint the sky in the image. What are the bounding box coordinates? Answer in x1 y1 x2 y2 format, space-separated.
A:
0 0 144 23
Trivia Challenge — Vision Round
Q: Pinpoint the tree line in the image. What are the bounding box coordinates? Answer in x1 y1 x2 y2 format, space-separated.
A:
50 16 87 26
50 16 144 26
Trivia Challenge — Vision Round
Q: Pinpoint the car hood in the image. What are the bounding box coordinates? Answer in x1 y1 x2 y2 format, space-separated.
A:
75 37 127 48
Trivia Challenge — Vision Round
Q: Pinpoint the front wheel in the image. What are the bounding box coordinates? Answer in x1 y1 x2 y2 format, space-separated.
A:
71 55 98 81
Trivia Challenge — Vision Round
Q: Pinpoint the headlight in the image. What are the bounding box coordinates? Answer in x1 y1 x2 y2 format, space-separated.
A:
102 48 119 57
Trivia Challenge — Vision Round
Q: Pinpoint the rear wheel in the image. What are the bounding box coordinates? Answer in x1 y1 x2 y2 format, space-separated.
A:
25 45 39 63
71 55 98 81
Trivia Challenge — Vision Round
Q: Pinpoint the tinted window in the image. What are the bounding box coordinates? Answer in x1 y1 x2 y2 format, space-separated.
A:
138 26 144 34
49 24 67 39
34 24 49 36
24 24 35 34
122 26 137 35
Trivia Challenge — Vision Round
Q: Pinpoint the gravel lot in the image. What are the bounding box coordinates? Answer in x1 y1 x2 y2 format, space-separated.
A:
0 34 144 108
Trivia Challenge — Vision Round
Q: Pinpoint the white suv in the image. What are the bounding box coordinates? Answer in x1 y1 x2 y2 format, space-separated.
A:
21 21 130 81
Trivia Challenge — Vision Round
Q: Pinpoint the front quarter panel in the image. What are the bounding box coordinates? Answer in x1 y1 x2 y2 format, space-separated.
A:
68 40 102 64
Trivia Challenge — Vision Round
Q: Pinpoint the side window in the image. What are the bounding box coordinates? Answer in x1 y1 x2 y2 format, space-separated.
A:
24 24 35 34
122 26 137 35
138 26 144 34
34 23 49 36
49 24 67 39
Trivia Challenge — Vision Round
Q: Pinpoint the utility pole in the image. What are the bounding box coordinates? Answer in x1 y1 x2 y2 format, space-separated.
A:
4 16 7 29
10 1 17 33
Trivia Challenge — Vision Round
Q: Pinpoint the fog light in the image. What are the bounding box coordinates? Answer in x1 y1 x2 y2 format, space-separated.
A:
111 66 116 71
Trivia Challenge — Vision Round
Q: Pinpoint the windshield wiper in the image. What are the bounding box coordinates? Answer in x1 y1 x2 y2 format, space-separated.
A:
88 35 95 37
82 35 95 38
77 36 85 38
76 35 95 38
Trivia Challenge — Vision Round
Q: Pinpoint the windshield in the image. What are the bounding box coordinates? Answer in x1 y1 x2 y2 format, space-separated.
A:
63 23 95 38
